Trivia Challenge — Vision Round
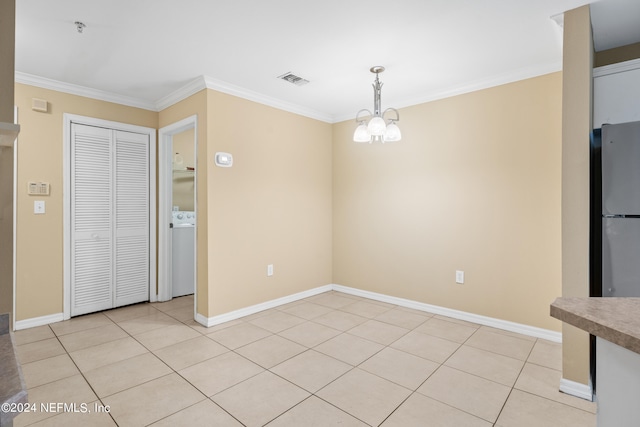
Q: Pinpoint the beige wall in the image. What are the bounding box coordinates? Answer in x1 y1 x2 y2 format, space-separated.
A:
333 72 563 331
0 0 16 320
158 89 333 318
561 5 593 386
14 83 333 322
0 0 15 123
0 145 13 317
206 90 333 315
595 41 640 68
14 83 157 321
12 65 574 342
158 90 208 316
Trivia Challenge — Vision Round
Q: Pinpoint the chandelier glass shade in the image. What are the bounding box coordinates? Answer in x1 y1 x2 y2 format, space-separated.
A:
353 66 401 143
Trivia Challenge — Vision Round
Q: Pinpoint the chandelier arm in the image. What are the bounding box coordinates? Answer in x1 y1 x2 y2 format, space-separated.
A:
355 109 372 123
382 108 400 123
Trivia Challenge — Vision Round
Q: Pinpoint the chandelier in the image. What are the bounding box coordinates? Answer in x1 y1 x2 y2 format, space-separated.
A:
353 66 401 143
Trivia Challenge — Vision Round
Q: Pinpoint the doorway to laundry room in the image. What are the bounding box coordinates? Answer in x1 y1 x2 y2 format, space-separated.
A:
158 116 197 313
170 128 195 298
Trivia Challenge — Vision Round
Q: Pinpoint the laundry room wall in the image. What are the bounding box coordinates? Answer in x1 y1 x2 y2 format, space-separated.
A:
172 127 195 212
13 83 157 321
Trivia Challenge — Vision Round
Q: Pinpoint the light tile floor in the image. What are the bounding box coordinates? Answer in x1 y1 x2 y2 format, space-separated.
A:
13 291 596 426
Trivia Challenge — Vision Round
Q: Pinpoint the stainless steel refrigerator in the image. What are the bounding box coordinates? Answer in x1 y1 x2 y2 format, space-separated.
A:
602 120 640 297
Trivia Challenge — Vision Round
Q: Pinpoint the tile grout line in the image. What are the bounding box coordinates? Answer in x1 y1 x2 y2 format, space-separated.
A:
32 303 198 426
96 301 247 426
268 303 437 426
379 321 489 426
149 298 250 425
49 323 120 427
15 295 590 426
490 336 535 426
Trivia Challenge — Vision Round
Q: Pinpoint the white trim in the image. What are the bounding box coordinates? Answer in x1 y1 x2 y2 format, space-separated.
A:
550 13 564 29
194 283 559 343
12 107 19 331
593 58 640 78
158 115 198 304
14 71 333 122
332 284 562 342
194 312 211 328
332 62 563 123
63 114 157 319
560 378 594 401
14 313 64 331
195 285 333 327
155 78 207 112
63 117 71 319
202 76 333 123
16 72 157 111
13 283 563 345
148 128 158 303
17 64 567 124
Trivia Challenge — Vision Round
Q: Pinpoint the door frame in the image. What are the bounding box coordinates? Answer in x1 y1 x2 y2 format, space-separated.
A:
63 114 157 320
12 106 19 331
157 115 197 306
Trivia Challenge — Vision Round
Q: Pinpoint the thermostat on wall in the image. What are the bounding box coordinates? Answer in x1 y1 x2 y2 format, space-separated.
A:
28 181 50 195
215 152 233 167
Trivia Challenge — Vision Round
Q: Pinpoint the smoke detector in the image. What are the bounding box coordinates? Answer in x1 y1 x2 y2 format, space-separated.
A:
75 21 86 33
277 72 310 86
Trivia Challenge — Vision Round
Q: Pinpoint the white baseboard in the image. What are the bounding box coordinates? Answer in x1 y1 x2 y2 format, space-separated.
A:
560 378 593 401
14 283 562 346
196 284 333 327
14 313 64 331
332 284 562 343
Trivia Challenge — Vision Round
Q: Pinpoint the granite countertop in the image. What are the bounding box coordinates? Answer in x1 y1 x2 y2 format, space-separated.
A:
550 297 640 354
0 314 28 426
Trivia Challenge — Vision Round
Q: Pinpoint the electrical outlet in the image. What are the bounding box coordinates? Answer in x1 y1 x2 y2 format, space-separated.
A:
267 264 274 277
455 270 464 284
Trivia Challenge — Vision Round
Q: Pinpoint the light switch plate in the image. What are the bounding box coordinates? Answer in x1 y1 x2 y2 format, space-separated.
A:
34 200 45 214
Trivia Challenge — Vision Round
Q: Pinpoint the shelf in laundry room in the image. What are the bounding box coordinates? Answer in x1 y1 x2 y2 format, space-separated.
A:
172 168 195 176
0 122 20 147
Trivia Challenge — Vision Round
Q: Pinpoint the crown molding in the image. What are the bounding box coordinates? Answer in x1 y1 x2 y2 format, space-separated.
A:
332 60 563 123
157 74 334 122
17 61 565 124
15 72 158 111
551 13 564 29
202 75 333 123
154 76 208 111
15 71 334 122
593 57 640 78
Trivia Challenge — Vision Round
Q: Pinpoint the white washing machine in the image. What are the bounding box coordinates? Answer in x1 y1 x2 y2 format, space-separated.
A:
172 210 195 297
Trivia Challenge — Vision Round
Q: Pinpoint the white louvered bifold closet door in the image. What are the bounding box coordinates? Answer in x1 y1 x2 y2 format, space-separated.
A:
71 124 113 316
114 130 149 307
71 124 150 316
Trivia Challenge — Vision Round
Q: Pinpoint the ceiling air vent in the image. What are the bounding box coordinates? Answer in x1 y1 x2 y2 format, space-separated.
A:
277 72 310 86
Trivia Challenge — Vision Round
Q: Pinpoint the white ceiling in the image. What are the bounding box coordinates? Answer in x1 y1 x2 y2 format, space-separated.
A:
14 0 640 122
591 0 640 51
